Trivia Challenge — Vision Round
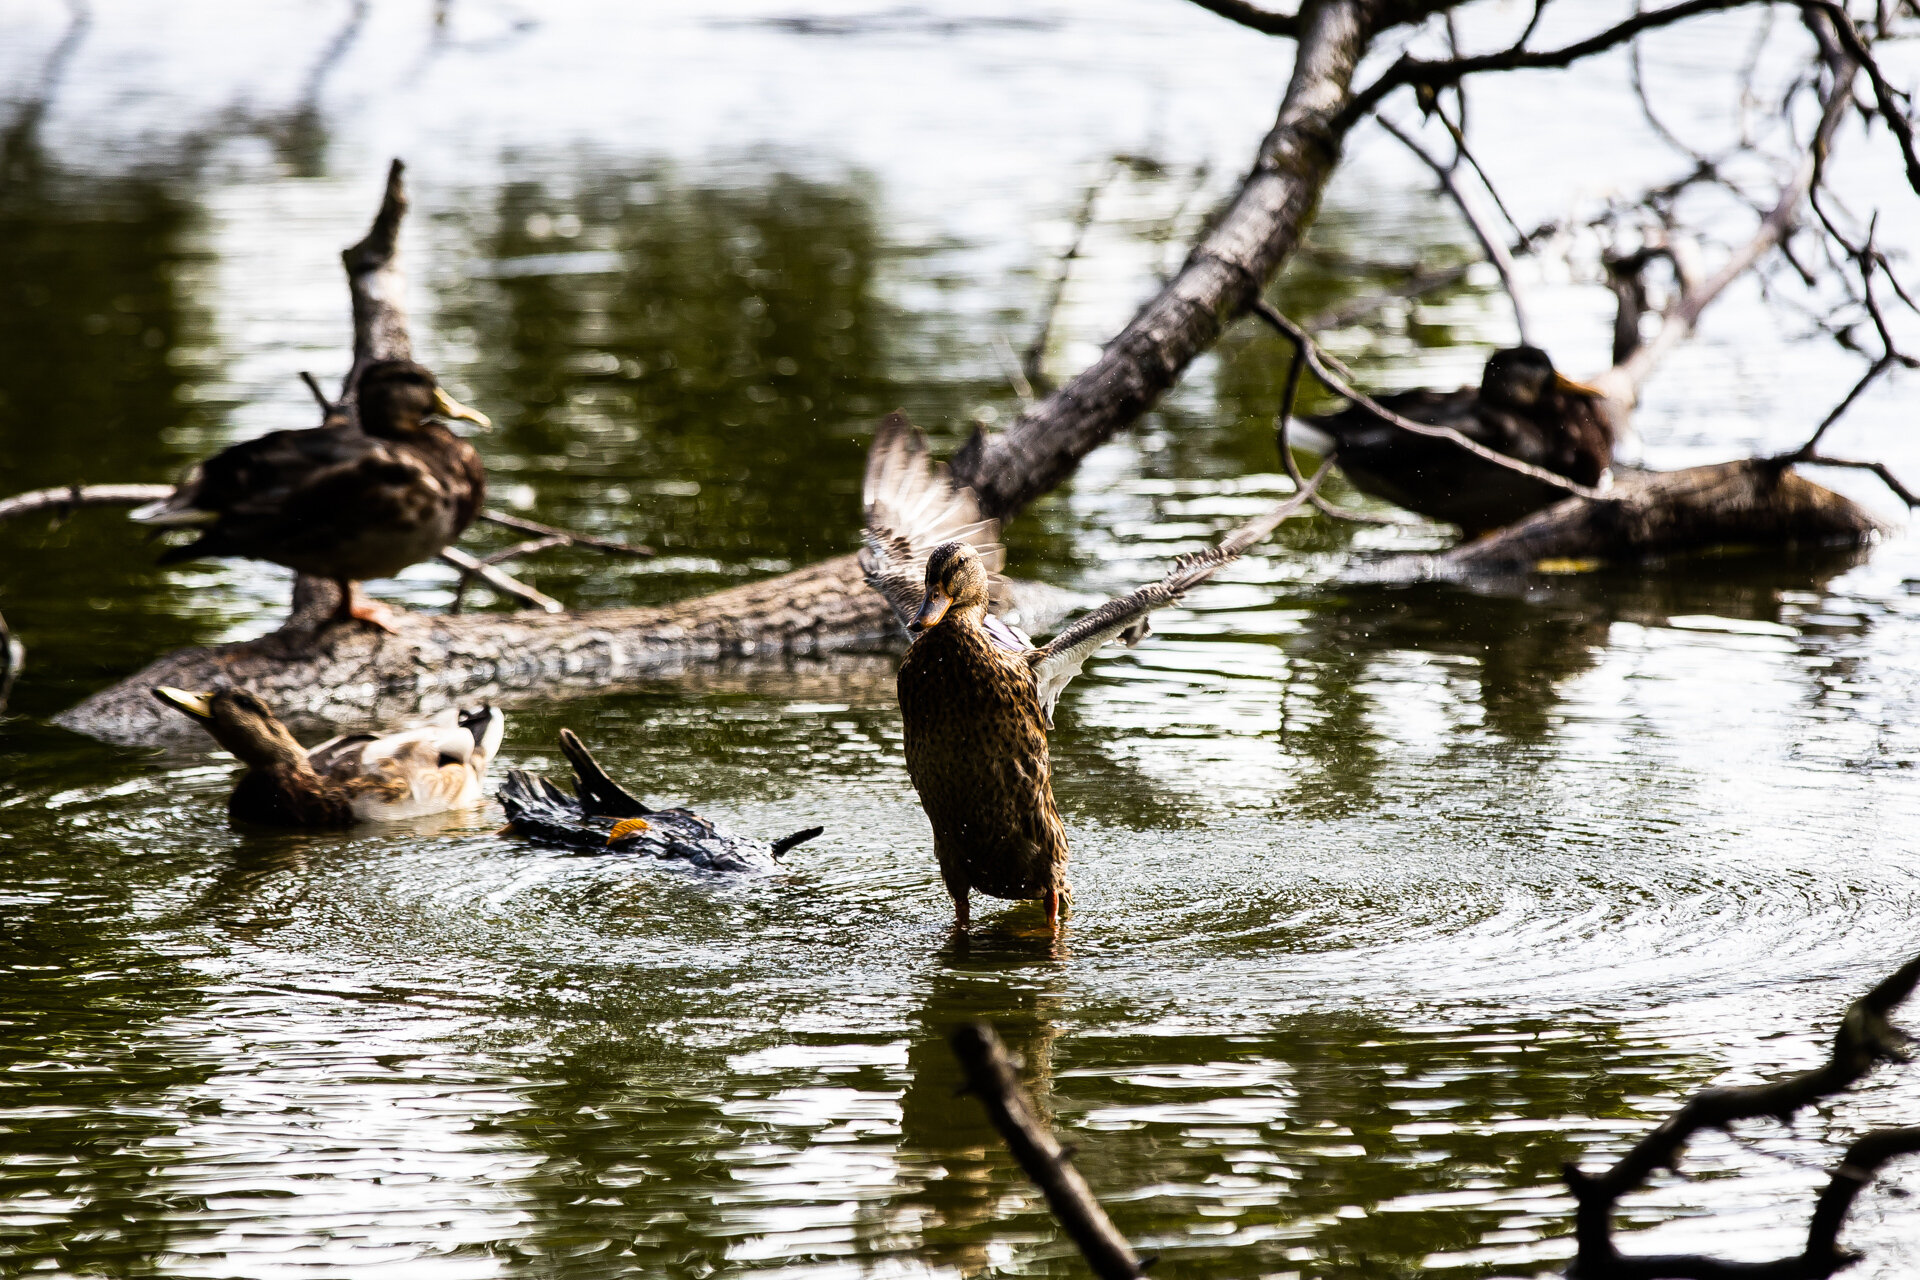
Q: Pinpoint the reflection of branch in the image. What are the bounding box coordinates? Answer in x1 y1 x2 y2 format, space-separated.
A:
1252 300 1605 500
1376 116 1532 344
1567 952 1920 1277
951 1023 1148 1280
1023 163 1114 393
1183 0 1298 38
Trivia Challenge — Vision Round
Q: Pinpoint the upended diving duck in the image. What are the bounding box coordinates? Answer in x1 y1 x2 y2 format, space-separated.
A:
860 412 1310 933
498 730 824 873
1291 345 1611 535
153 686 504 825
133 359 491 631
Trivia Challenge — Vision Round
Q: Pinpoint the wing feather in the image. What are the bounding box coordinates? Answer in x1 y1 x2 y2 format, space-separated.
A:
857 410 1004 636
1025 462 1329 725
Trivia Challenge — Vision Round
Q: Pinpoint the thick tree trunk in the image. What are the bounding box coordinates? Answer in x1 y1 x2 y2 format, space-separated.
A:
52 2 1383 745
951 0 1374 518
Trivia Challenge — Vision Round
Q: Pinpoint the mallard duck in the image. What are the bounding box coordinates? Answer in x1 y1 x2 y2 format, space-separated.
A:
153 686 504 825
498 729 824 873
860 413 1308 932
1292 345 1611 535
132 359 491 630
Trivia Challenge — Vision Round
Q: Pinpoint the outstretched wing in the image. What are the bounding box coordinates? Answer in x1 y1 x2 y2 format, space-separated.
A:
857 410 1004 636
1025 466 1328 725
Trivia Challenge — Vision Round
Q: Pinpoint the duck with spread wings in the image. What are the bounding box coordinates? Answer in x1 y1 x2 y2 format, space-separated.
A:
859 412 1320 933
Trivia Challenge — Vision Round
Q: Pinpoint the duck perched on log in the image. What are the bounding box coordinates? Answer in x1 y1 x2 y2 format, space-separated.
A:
153 686 504 825
499 729 824 873
1292 345 1611 535
861 413 1315 933
132 359 491 630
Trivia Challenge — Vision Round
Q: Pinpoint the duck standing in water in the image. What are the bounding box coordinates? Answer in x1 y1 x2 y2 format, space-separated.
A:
860 413 1316 932
133 359 491 631
1292 345 1610 535
153 686 504 825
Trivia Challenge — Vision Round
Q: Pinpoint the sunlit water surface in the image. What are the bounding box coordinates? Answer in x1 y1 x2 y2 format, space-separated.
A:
3 2 1920 1277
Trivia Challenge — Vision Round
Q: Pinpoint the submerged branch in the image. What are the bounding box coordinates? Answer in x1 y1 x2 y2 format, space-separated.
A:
1567 953 1920 1277
951 1023 1149 1280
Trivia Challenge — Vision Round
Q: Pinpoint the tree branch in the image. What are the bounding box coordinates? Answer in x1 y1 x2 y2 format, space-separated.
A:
1567 952 1920 1277
474 510 655 557
1339 0 1757 130
1184 0 1299 37
437 547 563 614
1375 115 1532 343
0 484 174 524
950 0 1377 519
951 1023 1148 1280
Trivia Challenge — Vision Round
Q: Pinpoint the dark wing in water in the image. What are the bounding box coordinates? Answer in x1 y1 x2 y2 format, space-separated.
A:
498 737 823 874
558 728 652 817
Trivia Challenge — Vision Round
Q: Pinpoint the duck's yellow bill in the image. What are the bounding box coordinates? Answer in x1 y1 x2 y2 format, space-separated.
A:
607 817 651 844
152 686 215 720
433 387 492 429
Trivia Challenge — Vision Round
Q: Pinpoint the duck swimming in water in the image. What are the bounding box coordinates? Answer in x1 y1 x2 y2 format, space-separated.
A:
499 730 824 874
861 413 1314 933
133 359 491 631
1291 345 1610 535
153 686 504 826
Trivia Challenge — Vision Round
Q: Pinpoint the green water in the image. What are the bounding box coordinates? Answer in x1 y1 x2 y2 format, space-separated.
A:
4 4 1920 1277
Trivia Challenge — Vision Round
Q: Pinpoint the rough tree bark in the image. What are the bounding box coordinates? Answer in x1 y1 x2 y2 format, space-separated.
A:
47 1 1385 745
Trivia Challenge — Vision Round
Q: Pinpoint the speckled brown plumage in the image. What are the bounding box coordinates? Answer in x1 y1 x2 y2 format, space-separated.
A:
861 412 1319 934
134 359 489 628
898 609 1068 925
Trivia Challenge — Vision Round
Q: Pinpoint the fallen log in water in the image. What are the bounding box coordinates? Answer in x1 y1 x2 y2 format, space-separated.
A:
1371 459 1888 582
52 560 1076 746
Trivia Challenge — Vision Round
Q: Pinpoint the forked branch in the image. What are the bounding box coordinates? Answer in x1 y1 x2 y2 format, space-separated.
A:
1567 951 1920 1277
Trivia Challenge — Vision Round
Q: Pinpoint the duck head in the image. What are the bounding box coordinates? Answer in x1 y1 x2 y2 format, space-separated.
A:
356 359 490 438
910 541 992 634
1481 346 1602 409
153 686 310 773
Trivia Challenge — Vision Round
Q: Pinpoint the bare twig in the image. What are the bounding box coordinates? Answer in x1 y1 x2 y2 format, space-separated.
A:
438 547 563 614
1794 452 1920 507
298 370 335 414
1183 0 1298 37
1567 952 1920 1276
951 1023 1148 1280
1339 0 1759 130
1273 333 1401 523
476 510 654 557
0 484 174 525
1376 115 1533 343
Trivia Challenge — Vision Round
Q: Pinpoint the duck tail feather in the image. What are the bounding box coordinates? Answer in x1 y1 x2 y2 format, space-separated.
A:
558 728 653 818
769 826 825 858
